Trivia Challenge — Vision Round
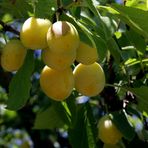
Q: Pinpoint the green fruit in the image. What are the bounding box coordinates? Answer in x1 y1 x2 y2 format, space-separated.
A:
1 40 27 72
98 115 122 144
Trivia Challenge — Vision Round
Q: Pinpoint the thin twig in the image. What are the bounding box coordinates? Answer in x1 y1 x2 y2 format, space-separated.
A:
0 20 20 36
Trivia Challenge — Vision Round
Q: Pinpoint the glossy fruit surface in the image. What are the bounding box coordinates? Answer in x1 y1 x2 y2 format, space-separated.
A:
20 17 51 49
42 48 76 70
1 40 27 72
73 62 105 96
47 21 79 54
98 115 122 144
40 66 74 101
76 42 98 65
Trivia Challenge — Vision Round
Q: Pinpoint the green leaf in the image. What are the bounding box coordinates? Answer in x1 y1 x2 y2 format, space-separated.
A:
62 0 73 6
85 102 98 148
107 37 123 63
126 29 146 54
66 94 77 127
101 16 118 36
128 86 148 113
111 4 148 39
125 0 148 11
93 34 107 62
34 0 56 18
34 104 65 129
126 106 141 119
84 0 99 17
69 103 97 148
76 21 96 47
128 86 148 101
85 0 113 40
0 0 32 18
34 102 71 129
111 111 135 141
69 104 88 148
7 51 35 110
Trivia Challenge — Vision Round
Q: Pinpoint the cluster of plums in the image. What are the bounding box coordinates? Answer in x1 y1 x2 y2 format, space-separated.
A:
1 17 124 146
1 17 105 101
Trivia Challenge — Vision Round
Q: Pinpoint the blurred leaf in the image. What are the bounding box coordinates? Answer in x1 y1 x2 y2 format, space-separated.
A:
121 48 137 61
126 29 146 54
70 7 81 19
127 86 148 113
34 102 71 129
126 106 142 119
34 0 56 18
84 0 99 17
0 0 32 18
62 0 73 6
124 58 148 67
111 4 148 39
79 15 96 29
128 86 148 101
93 34 107 62
125 0 148 11
126 63 141 76
34 105 64 129
7 51 35 110
142 130 148 141
111 111 135 141
107 37 123 63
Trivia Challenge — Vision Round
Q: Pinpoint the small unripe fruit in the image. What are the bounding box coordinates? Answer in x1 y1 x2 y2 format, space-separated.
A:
40 66 74 101
47 21 79 54
73 62 105 97
20 17 51 49
1 40 27 72
42 48 76 71
76 42 98 65
98 115 122 144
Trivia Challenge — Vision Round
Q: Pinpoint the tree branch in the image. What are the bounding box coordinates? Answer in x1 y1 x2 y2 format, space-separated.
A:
0 20 20 36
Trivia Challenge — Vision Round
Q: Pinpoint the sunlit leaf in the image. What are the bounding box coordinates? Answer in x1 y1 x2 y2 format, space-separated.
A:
111 4 148 39
98 4 148 39
125 0 148 11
